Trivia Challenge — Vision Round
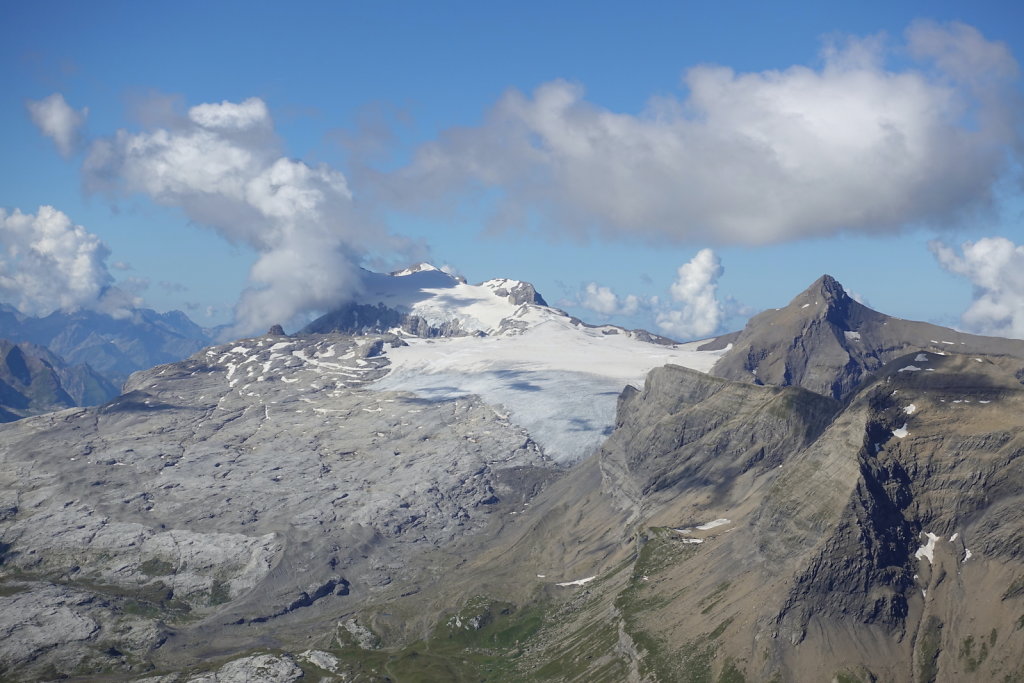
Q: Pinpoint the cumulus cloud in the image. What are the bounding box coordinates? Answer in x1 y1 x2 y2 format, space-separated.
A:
0 206 136 316
579 282 641 317
84 97 400 334
572 249 725 339
655 249 724 340
930 237 1024 338
384 21 1021 244
26 93 88 157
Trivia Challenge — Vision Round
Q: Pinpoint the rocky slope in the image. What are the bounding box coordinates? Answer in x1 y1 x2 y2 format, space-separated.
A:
708 274 1024 400
0 339 116 421
0 331 559 680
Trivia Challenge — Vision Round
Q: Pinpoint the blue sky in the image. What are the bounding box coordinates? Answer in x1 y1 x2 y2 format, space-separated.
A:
2 0 1023 339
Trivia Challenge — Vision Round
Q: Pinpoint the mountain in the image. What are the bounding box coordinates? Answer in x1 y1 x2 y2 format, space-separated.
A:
0 305 213 392
0 339 116 421
306 263 706 462
707 274 1024 400
1 273 1023 681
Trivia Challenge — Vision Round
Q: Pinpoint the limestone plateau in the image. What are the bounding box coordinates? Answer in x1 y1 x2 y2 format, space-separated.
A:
1 271 1024 682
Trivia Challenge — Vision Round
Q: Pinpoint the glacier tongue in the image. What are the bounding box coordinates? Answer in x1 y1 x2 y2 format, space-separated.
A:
370 319 728 464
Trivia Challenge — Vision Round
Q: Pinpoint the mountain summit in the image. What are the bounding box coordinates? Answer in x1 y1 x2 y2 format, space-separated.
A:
710 274 1024 400
303 265 550 338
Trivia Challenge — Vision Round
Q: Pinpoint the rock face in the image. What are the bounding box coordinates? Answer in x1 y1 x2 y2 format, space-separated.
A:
402 347 1024 683
0 339 116 421
709 275 1024 400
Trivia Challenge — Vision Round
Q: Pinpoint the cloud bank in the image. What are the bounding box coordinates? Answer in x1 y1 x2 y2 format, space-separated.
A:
84 97 397 334
931 237 1024 338
580 282 642 317
26 93 88 157
575 249 725 340
385 21 1020 244
655 249 724 339
0 206 136 316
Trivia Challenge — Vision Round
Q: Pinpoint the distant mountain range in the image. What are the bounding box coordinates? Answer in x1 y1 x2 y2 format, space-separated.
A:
0 304 213 418
1 270 1023 681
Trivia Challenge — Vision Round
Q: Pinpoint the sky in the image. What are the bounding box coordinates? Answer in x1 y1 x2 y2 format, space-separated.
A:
2 0 1024 340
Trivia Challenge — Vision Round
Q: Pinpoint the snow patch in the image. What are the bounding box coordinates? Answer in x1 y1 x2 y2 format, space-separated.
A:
914 353 930 362
843 331 861 341
556 576 596 587
904 404 917 415
964 548 973 561
893 424 909 439
898 365 922 373
949 532 958 542
914 532 940 564
696 518 731 531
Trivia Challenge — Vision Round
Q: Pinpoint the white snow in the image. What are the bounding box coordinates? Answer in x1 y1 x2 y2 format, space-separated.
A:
230 346 250 354
696 518 731 530
556 576 597 587
914 353 930 362
801 303 810 309
680 538 705 544
904 404 917 415
975 358 984 363
941 340 954 345
371 320 729 463
950 532 959 542
893 424 909 439
844 331 861 341
964 548 973 561
898 365 922 373
979 400 991 404
914 532 940 564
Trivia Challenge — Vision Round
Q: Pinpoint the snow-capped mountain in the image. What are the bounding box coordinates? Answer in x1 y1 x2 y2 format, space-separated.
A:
306 263 725 462
5 273 1024 681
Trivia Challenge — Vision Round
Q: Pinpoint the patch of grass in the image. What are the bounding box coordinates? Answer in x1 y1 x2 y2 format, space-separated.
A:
700 581 731 615
332 597 549 682
208 579 231 606
139 558 174 576
959 634 990 673
633 526 701 579
708 617 734 641
0 581 29 597
917 616 942 683
717 658 746 683
1003 576 1024 600
67 577 193 622
534 618 622 681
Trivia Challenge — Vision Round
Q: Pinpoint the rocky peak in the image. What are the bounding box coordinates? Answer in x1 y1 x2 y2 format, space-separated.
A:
712 274 1024 401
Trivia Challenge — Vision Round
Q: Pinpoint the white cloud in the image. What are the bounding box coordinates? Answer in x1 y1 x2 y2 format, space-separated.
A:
579 282 640 317
0 206 135 316
26 93 88 157
84 97 399 334
656 249 724 340
930 237 1024 338
386 21 1020 245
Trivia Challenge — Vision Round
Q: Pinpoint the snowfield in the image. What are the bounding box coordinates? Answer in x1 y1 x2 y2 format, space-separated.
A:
371 318 728 464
